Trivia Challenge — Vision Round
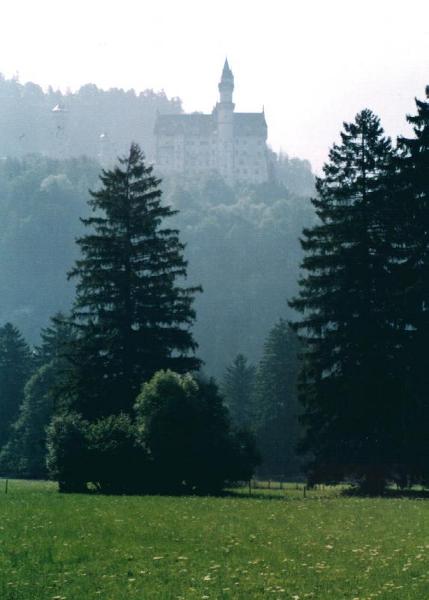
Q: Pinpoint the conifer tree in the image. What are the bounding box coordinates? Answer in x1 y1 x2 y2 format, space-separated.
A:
392 89 429 482
0 315 75 477
66 144 201 418
221 354 256 429
0 323 33 450
253 319 301 478
34 312 75 367
290 110 399 493
0 363 55 478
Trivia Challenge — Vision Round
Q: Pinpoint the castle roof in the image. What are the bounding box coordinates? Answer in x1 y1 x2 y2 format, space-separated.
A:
154 113 214 136
155 112 267 137
233 113 267 136
221 59 234 82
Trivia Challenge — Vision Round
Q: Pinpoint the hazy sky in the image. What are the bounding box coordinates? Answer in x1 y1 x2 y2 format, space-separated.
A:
1 0 428 171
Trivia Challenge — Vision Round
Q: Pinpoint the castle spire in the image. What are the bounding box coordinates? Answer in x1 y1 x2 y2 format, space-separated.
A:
218 58 234 104
221 58 233 82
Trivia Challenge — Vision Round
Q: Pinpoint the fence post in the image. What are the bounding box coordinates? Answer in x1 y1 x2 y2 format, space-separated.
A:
248 480 251 495
5 479 8 494
303 485 306 498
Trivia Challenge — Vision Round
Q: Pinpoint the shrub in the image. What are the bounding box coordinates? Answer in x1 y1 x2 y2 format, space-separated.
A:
87 414 148 493
135 370 259 493
46 412 90 492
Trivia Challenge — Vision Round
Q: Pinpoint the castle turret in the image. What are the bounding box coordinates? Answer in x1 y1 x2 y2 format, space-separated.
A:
216 59 235 183
218 59 234 104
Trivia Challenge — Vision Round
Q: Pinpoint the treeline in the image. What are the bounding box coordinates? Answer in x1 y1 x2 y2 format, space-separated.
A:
291 92 429 494
0 146 260 492
221 320 302 479
0 156 314 376
0 74 182 161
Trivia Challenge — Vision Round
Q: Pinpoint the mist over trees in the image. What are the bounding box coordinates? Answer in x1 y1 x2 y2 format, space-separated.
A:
0 160 314 378
0 74 182 161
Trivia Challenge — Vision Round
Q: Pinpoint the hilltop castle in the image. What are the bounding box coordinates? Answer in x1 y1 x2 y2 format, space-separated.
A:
154 60 269 185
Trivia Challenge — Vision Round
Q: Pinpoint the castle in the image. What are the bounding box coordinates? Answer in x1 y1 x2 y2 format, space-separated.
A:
154 60 269 185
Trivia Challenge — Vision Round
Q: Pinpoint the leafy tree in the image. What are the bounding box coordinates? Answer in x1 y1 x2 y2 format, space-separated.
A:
221 354 256 429
86 414 147 494
46 412 90 493
253 319 302 478
0 323 33 450
66 144 201 419
290 110 400 494
135 370 258 493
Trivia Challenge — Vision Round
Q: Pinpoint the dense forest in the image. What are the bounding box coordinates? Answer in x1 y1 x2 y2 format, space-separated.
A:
0 156 314 376
0 72 315 377
0 73 316 486
0 74 182 161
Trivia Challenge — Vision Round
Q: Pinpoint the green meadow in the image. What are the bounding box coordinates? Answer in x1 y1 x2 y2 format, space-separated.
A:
1 481 429 599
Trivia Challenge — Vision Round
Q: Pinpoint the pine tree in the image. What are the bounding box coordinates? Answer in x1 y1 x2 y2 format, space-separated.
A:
253 319 301 478
0 363 56 478
0 315 76 477
0 323 33 450
34 312 75 367
392 88 429 483
66 144 201 419
221 354 256 429
290 110 400 493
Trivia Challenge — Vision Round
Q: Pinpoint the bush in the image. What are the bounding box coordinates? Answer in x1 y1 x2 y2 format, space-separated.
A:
46 412 90 492
135 370 259 494
87 414 148 493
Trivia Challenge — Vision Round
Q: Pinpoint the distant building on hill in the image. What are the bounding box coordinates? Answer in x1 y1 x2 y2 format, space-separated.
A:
154 60 269 185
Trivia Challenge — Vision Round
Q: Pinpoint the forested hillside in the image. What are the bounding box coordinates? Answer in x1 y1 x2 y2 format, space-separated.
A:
0 157 314 377
0 72 315 376
0 74 182 161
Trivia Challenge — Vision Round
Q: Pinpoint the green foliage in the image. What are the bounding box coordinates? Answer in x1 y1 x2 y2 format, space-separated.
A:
0 362 56 478
135 370 258 493
66 144 201 419
0 314 78 478
390 91 429 484
0 154 314 377
221 354 256 429
0 73 182 160
87 414 148 494
164 177 315 377
253 319 302 478
290 110 405 493
0 323 33 451
0 156 100 341
46 412 89 492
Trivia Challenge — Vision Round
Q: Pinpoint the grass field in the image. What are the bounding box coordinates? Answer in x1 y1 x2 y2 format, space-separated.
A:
1 481 429 599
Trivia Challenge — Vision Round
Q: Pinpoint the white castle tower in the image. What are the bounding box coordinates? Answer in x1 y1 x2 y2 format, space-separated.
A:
215 59 235 184
154 60 269 185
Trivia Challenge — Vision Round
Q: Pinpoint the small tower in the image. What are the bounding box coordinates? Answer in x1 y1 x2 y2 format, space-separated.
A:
216 59 235 184
218 58 235 104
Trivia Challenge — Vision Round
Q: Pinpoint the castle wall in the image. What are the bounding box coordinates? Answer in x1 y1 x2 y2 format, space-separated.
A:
154 63 269 185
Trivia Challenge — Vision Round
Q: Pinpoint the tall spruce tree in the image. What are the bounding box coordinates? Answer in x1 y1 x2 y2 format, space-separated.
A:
221 354 256 429
0 323 33 450
290 110 400 493
253 319 302 478
66 144 201 418
392 88 429 482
